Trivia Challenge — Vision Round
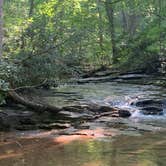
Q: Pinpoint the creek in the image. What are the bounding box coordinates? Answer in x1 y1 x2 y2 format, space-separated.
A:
0 82 166 166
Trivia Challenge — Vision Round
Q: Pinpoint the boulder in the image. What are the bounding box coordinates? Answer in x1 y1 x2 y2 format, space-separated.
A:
141 106 163 115
97 105 114 112
99 108 131 118
118 109 131 117
0 117 10 131
131 99 163 107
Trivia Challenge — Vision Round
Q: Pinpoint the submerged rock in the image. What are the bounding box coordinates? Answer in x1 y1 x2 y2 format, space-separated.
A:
131 99 163 107
131 98 165 116
141 106 163 115
111 109 131 118
118 109 132 117
0 116 10 131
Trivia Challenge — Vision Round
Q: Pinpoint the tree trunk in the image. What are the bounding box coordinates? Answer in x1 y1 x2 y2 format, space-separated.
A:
29 0 34 17
0 0 3 57
158 0 162 56
105 0 117 64
128 13 139 37
20 0 34 50
97 0 104 51
121 10 128 35
8 90 62 114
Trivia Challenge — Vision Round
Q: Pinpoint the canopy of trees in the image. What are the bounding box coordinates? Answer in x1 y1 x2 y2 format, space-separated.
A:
0 0 165 98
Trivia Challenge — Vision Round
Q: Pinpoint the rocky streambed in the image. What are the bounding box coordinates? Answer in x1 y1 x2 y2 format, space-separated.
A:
0 74 166 131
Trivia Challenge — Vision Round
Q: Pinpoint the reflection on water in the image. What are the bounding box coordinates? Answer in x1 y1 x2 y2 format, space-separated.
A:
0 131 165 166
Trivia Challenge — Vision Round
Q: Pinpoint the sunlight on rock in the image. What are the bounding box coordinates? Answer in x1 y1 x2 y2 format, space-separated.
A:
53 128 113 145
53 135 93 145
75 128 110 137
22 130 59 139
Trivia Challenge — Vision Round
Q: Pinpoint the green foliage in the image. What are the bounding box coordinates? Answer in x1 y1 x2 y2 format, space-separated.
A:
2 0 166 88
0 60 11 104
0 78 8 105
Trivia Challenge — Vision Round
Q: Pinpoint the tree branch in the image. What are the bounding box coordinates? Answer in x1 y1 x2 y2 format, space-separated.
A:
101 0 125 5
8 79 48 91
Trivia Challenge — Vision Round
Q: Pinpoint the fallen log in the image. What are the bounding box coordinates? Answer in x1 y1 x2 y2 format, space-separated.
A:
8 90 62 113
77 75 118 83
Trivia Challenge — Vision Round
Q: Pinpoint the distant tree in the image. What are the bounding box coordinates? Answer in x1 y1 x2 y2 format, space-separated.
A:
97 0 104 51
29 0 34 17
105 0 117 63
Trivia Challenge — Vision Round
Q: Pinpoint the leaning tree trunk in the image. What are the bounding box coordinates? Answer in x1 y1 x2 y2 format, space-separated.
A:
0 0 3 57
8 90 62 114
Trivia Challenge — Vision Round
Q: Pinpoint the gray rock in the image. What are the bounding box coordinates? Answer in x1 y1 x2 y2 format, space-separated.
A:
141 106 163 115
131 99 163 107
118 109 131 117
98 105 114 112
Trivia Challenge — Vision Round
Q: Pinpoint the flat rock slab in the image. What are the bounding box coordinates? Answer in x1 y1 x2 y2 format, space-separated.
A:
0 101 133 131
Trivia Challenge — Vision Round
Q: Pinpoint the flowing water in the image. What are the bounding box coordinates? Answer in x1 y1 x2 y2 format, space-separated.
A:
0 82 166 166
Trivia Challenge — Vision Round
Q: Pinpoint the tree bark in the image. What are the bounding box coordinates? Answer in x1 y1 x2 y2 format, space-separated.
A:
121 10 128 34
0 0 3 57
158 0 162 56
8 90 62 114
128 13 139 37
29 0 34 17
97 0 104 51
105 0 117 64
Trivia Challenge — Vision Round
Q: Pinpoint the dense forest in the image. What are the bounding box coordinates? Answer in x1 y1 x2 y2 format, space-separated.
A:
0 0 165 96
